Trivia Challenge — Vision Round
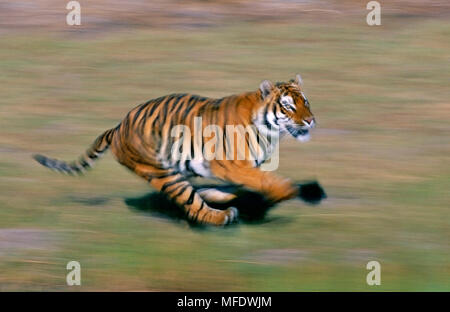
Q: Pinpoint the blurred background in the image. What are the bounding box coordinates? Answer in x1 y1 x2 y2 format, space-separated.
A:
0 0 449 291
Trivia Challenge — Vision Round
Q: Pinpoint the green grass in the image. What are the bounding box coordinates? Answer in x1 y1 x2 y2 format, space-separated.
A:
0 16 449 291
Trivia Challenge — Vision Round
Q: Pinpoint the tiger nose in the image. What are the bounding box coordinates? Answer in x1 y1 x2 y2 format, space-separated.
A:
304 117 315 127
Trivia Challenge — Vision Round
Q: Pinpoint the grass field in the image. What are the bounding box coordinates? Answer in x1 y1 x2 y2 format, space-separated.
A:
0 2 449 291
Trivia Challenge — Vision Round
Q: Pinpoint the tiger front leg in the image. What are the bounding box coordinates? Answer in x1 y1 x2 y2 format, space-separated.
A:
210 161 299 203
197 188 237 204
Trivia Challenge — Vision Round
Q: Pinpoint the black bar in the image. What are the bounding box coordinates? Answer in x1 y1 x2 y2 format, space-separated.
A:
1 292 446 311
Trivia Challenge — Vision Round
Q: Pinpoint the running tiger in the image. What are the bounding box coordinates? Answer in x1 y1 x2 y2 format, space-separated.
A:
33 74 316 225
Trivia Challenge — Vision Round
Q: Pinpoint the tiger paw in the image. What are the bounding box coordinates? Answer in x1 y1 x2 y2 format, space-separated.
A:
198 207 239 226
222 207 239 225
297 181 327 204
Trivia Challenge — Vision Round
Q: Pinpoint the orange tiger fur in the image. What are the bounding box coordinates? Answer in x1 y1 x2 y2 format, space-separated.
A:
34 75 315 225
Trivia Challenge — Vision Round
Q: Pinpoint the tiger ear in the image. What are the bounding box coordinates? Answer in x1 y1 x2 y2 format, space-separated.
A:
294 74 303 87
259 80 274 99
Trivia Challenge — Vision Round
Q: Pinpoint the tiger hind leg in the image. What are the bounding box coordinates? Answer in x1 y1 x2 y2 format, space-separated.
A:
134 164 238 225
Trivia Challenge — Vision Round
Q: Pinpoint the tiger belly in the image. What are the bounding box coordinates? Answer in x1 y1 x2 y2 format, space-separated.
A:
186 159 214 178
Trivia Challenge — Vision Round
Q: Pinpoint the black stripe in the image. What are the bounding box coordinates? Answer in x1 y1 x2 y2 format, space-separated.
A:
172 185 189 200
166 182 185 195
160 178 185 193
185 189 196 206
180 96 198 120
272 103 280 125
154 171 179 179
192 201 205 222
132 104 148 124
87 152 98 160
79 159 90 168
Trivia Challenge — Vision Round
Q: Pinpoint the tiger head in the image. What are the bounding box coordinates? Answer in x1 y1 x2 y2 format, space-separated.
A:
259 74 315 142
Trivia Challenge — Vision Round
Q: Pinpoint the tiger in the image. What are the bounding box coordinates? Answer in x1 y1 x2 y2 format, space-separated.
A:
33 74 316 226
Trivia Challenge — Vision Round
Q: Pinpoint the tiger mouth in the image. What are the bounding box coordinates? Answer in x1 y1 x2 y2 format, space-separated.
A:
286 125 309 137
